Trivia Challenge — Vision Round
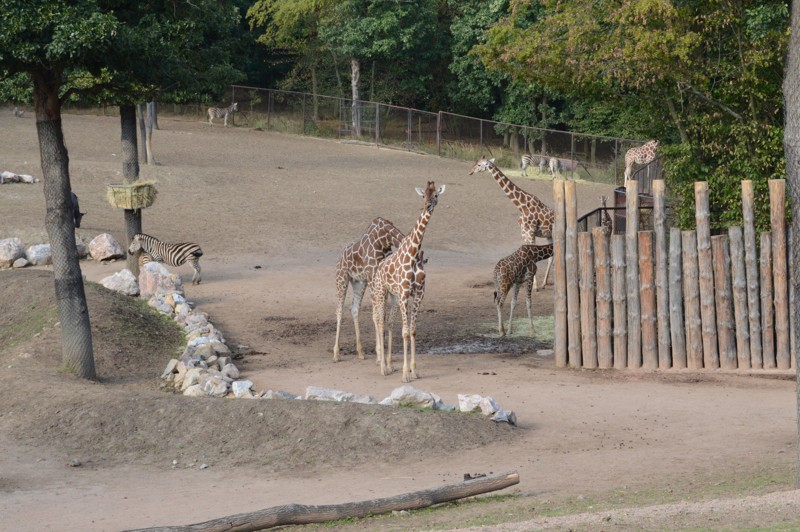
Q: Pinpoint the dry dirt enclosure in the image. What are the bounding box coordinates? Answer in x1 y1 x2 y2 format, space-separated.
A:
1 112 799 531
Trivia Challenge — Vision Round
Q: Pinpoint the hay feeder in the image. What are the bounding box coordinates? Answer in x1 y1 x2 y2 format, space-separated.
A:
106 180 157 210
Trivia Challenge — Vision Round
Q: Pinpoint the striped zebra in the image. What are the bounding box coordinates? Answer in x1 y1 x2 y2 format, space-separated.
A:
128 233 204 285
520 153 547 177
207 102 238 127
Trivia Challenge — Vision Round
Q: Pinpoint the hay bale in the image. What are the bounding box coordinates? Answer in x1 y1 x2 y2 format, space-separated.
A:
106 180 158 210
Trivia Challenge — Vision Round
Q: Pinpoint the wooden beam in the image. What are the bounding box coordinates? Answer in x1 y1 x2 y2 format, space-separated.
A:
553 179 567 368
593 227 613 369
669 227 686 369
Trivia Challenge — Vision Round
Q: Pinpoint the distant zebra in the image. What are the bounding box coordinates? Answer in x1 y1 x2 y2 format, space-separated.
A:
207 102 238 127
127 233 204 285
520 154 547 177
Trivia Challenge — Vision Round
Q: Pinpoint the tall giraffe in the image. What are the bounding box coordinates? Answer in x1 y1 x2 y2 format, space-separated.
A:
624 140 659 186
333 217 405 361
370 181 445 382
494 244 554 336
469 157 555 289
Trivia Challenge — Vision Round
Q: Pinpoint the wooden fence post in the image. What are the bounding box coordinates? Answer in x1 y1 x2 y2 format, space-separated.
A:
741 180 762 368
712 235 737 369
626 180 641 368
695 182 719 369
682 230 703 369
553 179 567 368
761 232 776 369
565 180 582 367
593 227 613 368
611 234 627 369
579 232 597 368
652 181 670 368
769 180 790 369
639 231 658 369
728 227 751 369
669 227 686 369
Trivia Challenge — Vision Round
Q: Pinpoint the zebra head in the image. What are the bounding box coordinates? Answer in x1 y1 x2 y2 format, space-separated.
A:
467 157 495 175
127 233 144 256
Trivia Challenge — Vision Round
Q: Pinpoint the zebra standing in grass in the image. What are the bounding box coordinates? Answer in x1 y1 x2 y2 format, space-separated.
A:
207 102 238 127
128 233 204 285
520 153 547 177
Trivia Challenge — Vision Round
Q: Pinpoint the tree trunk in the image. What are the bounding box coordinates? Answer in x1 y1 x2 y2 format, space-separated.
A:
152 101 160 130
145 102 156 165
31 69 95 380
310 64 319 122
553 180 568 368
783 0 800 487
350 57 361 137
625 181 641 368
565 180 582 367
695 182 719 368
120 105 143 275
669 227 686 368
742 180 762 367
137 103 147 162
593 227 613 368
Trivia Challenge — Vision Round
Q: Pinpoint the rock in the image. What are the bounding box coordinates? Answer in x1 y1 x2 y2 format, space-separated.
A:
201 374 229 397
12 257 28 268
389 385 436 408
458 394 483 413
221 363 240 380
180 368 202 391
160 359 179 378
379 397 394 406
88 233 124 261
305 386 358 402
491 410 517 425
100 269 139 296
537 349 555 358
0 237 25 267
183 384 206 397
148 295 174 315
262 390 301 400
192 343 215 360
26 243 52 266
216 356 232 370
479 396 501 416
209 342 231 355
139 262 184 299
75 238 88 259
231 380 254 398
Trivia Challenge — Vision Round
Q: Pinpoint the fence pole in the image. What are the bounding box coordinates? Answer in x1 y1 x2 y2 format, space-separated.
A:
593 227 613 368
437 112 442 157
669 227 686 368
769 179 790 369
639 231 658 369
652 180 670 368
267 90 272 130
565 180 582 367
375 103 380 147
728 227 751 369
611 234 627 369
480 119 484 156
553 179 568 368
694 182 719 369
682 230 703 369
741 180 762 368
625 181 641 368
712 235 737 369
302 93 307 135
231 86 236 127
579 232 597 368
761 232 776 368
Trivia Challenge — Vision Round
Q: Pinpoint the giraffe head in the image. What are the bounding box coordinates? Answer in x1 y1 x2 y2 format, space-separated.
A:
467 157 495 175
600 195 608 208
415 181 445 213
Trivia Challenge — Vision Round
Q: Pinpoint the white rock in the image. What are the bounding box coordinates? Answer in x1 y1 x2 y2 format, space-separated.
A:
201 375 229 397
12 257 28 268
354 394 377 404
491 410 517 425
458 394 483 413
305 386 357 402
180 368 202 391
174 303 192 318
390 385 436 408
183 384 206 397
479 396 501 416
231 380 254 398
148 295 174 315
89 233 124 261
221 363 240 380
100 269 139 296
26 243 52 266
75 238 87 259
379 397 394 406
160 359 179 378
0 171 17 183
262 390 301 400
17 174 37 184
0 237 25 267
138 261 184 299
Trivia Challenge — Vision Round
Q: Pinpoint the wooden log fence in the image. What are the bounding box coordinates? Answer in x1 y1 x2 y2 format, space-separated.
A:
551 178 792 371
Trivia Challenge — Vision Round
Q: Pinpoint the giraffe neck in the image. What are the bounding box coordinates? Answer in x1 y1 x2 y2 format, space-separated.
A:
488 165 551 215
399 208 432 260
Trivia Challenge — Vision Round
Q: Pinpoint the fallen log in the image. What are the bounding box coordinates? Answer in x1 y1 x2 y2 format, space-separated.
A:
125 470 520 532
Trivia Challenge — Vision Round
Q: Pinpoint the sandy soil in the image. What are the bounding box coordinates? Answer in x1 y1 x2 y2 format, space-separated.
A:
0 111 798 531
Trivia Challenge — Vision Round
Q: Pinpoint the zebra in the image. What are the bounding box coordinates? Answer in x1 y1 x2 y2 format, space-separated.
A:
520 154 548 177
207 102 238 127
127 233 204 284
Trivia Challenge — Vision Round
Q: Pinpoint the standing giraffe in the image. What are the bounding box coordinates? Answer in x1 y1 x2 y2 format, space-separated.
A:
333 217 405 362
370 181 445 382
624 140 659 185
468 157 555 289
494 244 554 336
600 195 613 234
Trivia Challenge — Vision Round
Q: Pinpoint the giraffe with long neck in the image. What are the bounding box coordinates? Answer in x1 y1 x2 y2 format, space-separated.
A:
494 244 554 336
469 157 555 288
370 181 445 382
333 217 405 361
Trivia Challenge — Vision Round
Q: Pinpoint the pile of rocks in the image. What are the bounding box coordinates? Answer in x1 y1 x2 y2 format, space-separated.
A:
1 171 38 184
0 232 124 269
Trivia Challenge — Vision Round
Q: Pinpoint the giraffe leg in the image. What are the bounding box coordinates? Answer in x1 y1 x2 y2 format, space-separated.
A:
350 281 367 359
409 292 424 380
399 301 412 383
538 256 553 290
525 274 535 336
333 271 349 362
508 282 521 336
372 291 389 376
496 293 506 337
384 295 398 371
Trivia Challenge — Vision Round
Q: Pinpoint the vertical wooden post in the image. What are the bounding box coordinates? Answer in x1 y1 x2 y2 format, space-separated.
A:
790 227 796 370
728 227 751 369
553 180 567 368
652 181 670 368
625 181 641 368
593 227 613 369
565 180 582 367
579 232 597 368
639 231 658 369
611 234 627 369
769 180 790 369
682 230 703 369
695 182 719 369
761 232 776 369
741 180 762 367
669 227 686 369
712 235 737 369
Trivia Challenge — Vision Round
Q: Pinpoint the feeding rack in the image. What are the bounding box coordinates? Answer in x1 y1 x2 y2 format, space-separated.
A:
106 180 158 210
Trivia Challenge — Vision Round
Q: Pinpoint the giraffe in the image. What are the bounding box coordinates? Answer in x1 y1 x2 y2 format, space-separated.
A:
468 157 555 289
333 217 405 362
370 181 445 382
624 140 659 186
600 195 613 234
493 244 554 336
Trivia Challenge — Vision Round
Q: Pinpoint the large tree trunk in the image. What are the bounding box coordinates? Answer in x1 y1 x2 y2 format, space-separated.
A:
145 101 156 165
783 0 800 488
120 105 143 275
31 69 95 380
137 103 147 162
351 57 361 137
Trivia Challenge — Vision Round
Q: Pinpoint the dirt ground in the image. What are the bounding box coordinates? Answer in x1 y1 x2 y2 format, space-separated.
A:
0 111 799 531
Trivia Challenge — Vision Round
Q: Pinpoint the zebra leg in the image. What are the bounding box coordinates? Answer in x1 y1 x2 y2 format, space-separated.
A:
190 258 202 285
